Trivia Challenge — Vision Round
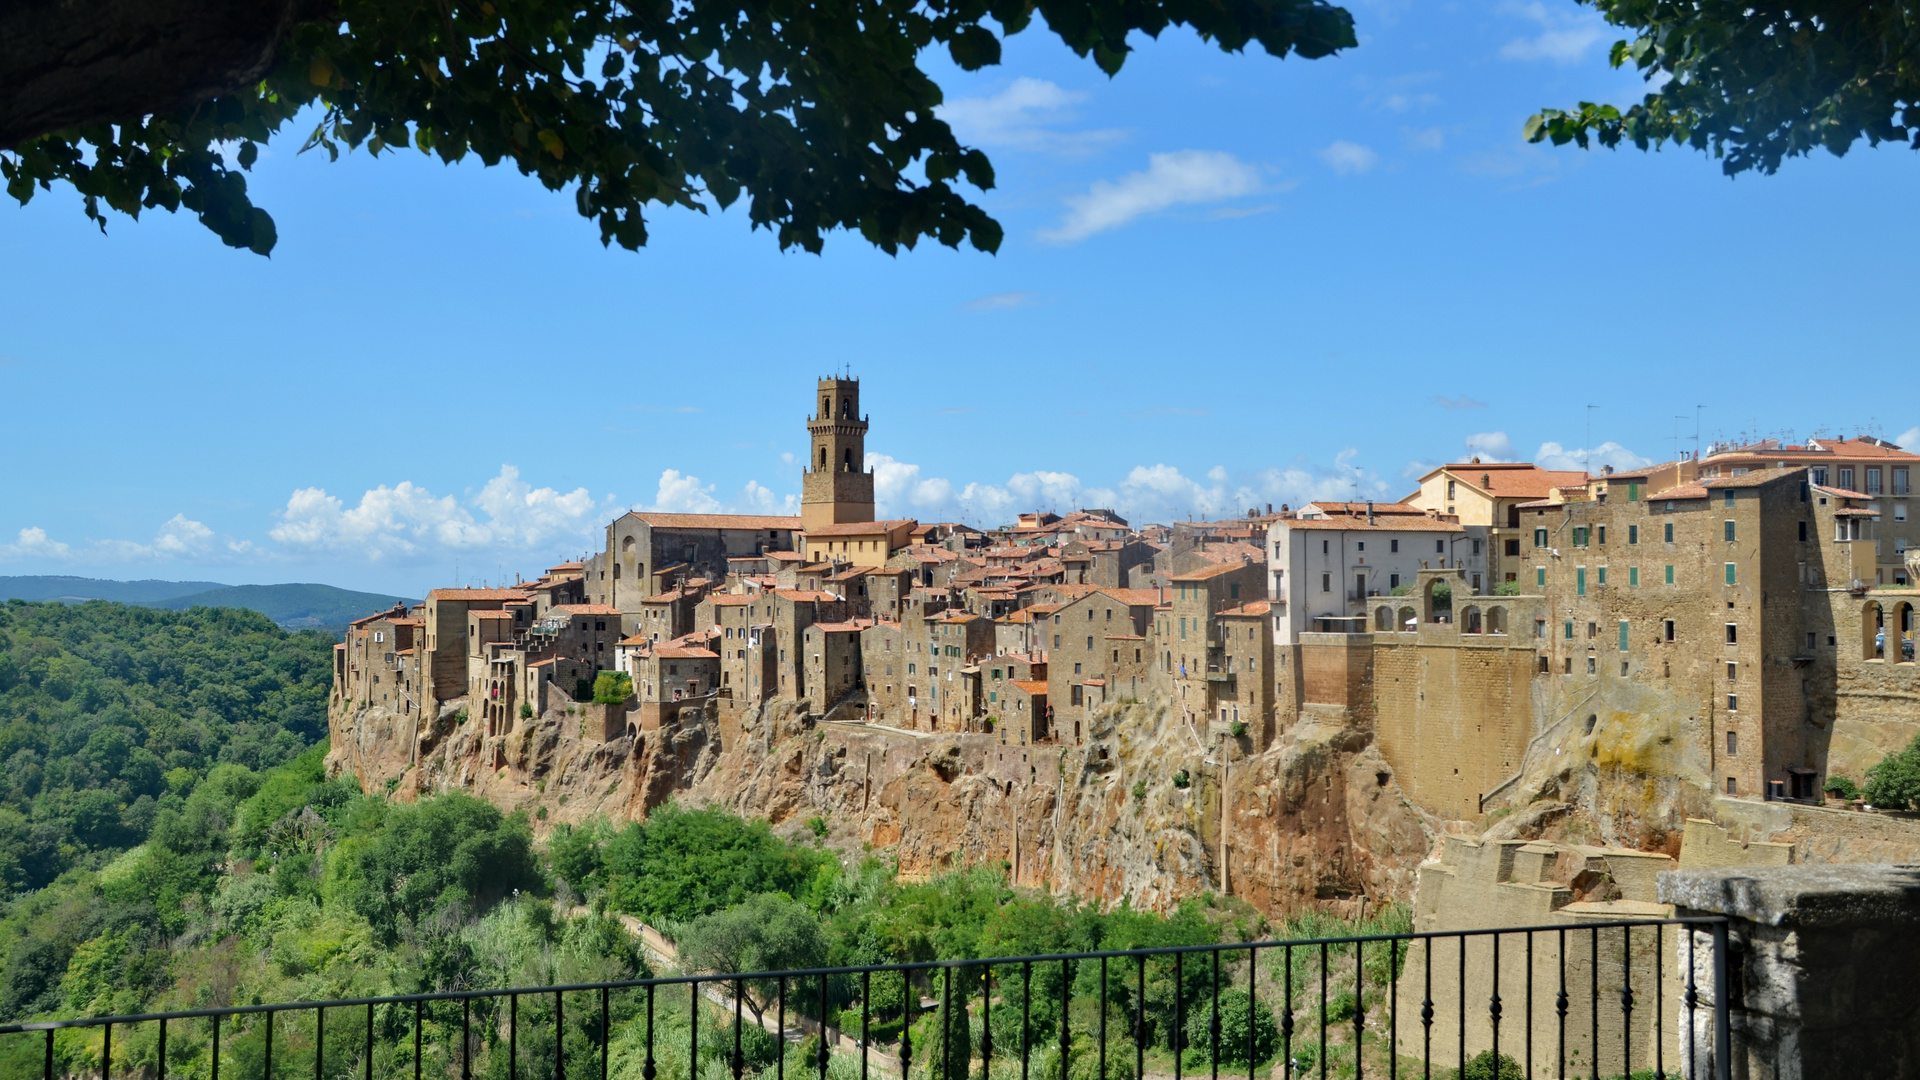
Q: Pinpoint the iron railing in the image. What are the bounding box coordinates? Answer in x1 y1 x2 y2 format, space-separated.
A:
0 916 1732 1080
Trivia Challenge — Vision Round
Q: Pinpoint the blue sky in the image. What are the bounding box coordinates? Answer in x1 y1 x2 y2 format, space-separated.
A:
3 0 1917 596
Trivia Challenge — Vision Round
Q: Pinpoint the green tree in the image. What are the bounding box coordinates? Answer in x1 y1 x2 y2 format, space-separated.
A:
1181 989 1276 1067
1527 2 1920 177
337 791 542 941
0 0 1353 255
675 892 827 1023
600 802 832 923
1865 734 1920 812
593 671 634 704
1455 1050 1523 1080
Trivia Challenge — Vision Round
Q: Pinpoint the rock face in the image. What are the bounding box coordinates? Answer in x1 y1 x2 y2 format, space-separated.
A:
328 694 1439 916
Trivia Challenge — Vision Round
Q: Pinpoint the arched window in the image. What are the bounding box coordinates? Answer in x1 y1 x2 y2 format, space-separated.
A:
1866 601 1887 660
1898 602 1916 662
1462 606 1483 634
822 396 831 416
1375 606 1394 631
1399 607 1418 632
819 446 827 467
843 447 854 471
1486 607 1507 635
841 397 851 418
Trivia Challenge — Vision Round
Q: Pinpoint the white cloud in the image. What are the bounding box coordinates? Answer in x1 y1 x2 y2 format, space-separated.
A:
646 470 724 514
1464 432 1516 462
1404 126 1446 151
1500 1 1606 64
271 466 603 560
1534 441 1653 474
1897 427 1920 451
0 527 72 562
964 291 1039 311
939 78 1126 155
1318 141 1380 175
866 453 1386 526
1042 151 1264 243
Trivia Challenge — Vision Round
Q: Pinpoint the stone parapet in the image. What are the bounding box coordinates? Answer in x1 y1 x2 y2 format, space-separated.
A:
1659 864 1920 1080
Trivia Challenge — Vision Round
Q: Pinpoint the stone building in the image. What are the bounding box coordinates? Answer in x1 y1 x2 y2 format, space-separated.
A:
584 512 800 613
1266 505 1480 646
801 376 877 531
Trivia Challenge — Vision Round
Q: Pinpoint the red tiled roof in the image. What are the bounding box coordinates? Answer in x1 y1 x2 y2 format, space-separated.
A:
773 589 839 603
1423 463 1589 499
1012 680 1048 695
1098 588 1164 607
428 588 528 601
625 512 801 530
1170 561 1256 581
655 646 719 659
709 594 753 606
553 603 622 615
472 610 517 620
806 518 916 537
1217 601 1272 617
1282 516 1462 533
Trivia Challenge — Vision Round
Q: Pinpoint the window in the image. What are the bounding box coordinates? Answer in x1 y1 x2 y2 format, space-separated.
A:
1564 657 1573 674
1664 522 1674 543
1586 656 1596 674
1390 573 1400 589
1727 694 1738 712
1840 467 1855 490
1434 539 1445 554
1724 520 1737 542
1573 526 1589 547
1664 620 1675 642
1629 566 1639 587
1539 655 1550 673
1448 479 1457 499
1597 526 1607 545
1473 539 1483 555
1724 490 1736 508
1727 777 1737 795
1897 467 1911 495
1868 467 1883 494
1665 564 1675 585
1597 566 1608 586
1587 621 1597 639
1627 525 1638 544
1899 505 1910 522
1725 563 1738 585
1535 619 1547 638
1800 520 1809 540
1576 567 1586 596
1535 527 1548 547
1086 636 1094 649
1321 573 1331 593
1537 566 1547 587
1505 538 1521 556
1619 621 1629 652
1564 621 1574 640
1726 623 1738 645
1727 661 1737 680
1390 538 1400 553
1357 541 1365 552
1323 540 1330 554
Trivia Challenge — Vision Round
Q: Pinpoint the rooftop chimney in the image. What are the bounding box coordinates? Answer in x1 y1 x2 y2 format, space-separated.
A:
1367 500 1375 526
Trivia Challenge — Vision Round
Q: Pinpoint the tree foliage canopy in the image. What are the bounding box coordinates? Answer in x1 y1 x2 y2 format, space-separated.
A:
1527 1 1920 175
0 601 332 895
0 0 1354 255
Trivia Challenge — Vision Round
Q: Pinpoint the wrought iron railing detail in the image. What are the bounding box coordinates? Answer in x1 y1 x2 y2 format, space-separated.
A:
0 917 1733 1080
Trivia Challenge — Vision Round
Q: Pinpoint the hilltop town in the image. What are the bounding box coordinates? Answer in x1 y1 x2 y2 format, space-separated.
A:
329 376 1920 915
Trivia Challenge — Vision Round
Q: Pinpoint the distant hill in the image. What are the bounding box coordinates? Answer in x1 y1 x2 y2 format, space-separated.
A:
152 584 418 632
0 575 228 604
0 576 417 633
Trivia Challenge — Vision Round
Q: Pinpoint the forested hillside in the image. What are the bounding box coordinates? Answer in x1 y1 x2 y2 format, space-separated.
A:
0 601 334 893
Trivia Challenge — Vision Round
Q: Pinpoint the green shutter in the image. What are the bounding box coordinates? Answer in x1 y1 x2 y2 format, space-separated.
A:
1619 621 1629 652
1725 563 1737 585
1565 621 1574 640
1536 566 1546 588
1576 567 1586 596
1629 567 1639 587
1628 482 1640 501
1598 566 1608 586
1665 523 1674 543
1535 528 1548 547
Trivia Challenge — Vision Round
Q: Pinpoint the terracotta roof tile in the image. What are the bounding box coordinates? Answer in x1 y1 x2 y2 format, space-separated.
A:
429 588 528 601
623 512 802 530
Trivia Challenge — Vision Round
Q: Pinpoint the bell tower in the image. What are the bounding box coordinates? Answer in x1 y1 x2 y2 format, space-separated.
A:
801 376 876 532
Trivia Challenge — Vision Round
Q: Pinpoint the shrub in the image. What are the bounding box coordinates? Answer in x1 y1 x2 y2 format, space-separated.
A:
1172 770 1191 789
520 702 534 719
1824 775 1860 800
1456 1050 1523 1080
1494 580 1522 596
1182 989 1278 1066
593 671 633 704
1132 780 1146 801
1228 721 1247 739
1865 734 1920 810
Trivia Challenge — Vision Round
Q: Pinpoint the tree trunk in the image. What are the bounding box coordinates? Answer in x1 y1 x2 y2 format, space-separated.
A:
0 0 324 147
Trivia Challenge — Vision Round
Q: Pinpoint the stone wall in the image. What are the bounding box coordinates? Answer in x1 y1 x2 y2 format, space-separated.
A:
1371 634 1535 821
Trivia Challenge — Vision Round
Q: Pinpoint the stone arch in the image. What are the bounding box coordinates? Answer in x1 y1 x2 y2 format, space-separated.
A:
819 446 828 467
841 396 851 418
1398 606 1418 632
1375 606 1394 632
1898 602 1917 662
1462 605 1483 634
823 396 831 417
843 447 855 471
1866 600 1887 660
1423 576 1454 623
1486 606 1508 635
